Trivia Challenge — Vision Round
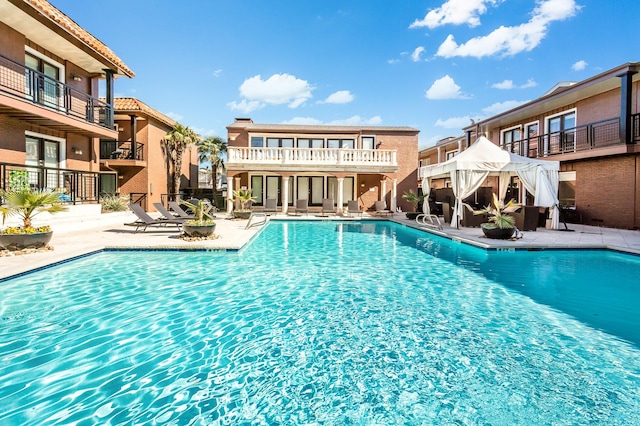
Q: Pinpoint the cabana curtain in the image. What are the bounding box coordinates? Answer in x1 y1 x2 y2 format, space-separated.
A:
418 136 561 229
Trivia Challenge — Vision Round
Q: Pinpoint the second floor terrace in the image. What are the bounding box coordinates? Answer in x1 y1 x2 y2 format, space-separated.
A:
226 146 398 173
99 139 145 167
0 53 115 137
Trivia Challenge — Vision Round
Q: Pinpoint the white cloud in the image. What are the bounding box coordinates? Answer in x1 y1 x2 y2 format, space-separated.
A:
482 100 529 115
319 90 354 104
227 99 264 114
492 78 537 89
436 0 579 58
435 115 477 129
410 0 502 29
426 75 469 100
572 60 587 71
411 46 426 62
164 111 184 121
212 69 223 77
492 80 515 89
235 73 313 109
388 58 400 64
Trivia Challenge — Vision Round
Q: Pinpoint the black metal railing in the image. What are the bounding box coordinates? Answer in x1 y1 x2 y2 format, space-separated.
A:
0 53 113 129
504 117 625 158
100 140 145 160
129 193 148 211
0 162 110 204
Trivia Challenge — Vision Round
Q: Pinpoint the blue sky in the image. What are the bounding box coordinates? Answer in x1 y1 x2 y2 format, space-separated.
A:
51 0 640 149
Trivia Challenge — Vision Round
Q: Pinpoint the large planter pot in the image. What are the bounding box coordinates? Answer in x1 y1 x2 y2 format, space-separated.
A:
183 223 216 237
0 230 53 250
481 224 515 240
233 210 252 219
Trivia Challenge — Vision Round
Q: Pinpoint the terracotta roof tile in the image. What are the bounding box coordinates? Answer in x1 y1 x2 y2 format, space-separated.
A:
113 98 176 128
24 0 134 77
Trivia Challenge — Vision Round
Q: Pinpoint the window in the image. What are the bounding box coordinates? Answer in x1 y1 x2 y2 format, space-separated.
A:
250 137 264 147
25 50 63 108
559 171 576 208
525 123 539 157
502 127 522 154
547 111 576 154
327 139 354 149
361 136 375 150
445 150 458 160
327 176 355 204
251 176 263 205
266 138 294 148
297 138 324 148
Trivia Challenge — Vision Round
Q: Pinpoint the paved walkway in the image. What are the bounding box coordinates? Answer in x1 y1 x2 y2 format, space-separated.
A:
2 211 639 280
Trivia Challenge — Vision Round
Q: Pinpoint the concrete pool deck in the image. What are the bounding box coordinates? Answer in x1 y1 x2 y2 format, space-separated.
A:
1 210 640 280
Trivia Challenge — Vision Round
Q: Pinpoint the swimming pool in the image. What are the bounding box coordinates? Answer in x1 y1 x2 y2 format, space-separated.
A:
1 221 639 424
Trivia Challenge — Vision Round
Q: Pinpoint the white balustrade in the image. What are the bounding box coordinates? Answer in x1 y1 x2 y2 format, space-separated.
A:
227 147 397 167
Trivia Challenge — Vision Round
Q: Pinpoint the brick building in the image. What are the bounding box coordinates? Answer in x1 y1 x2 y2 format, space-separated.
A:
0 0 133 202
225 118 419 214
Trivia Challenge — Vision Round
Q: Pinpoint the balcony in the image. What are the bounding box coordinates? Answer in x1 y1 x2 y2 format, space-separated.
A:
99 140 145 168
504 116 638 160
227 147 398 173
0 53 115 137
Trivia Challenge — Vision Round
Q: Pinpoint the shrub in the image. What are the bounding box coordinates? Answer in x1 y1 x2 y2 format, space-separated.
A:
101 194 129 212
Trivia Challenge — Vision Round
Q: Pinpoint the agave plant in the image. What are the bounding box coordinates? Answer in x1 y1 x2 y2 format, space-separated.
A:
474 193 520 229
0 189 68 233
179 199 215 225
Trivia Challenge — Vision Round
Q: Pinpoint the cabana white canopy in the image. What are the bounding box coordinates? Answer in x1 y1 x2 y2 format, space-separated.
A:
419 136 561 229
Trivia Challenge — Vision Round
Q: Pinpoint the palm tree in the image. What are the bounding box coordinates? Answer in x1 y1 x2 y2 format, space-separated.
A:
197 136 226 190
162 124 199 196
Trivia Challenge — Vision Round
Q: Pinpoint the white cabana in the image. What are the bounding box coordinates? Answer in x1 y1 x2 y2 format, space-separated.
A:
419 136 561 229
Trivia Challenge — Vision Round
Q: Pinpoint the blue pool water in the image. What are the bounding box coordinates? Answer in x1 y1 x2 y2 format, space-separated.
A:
1 221 640 425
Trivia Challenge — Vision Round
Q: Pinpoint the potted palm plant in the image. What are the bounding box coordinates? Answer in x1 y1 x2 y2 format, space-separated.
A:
180 198 216 237
474 193 520 239
0 188 68 250
232 189 256 219
402 190 425 220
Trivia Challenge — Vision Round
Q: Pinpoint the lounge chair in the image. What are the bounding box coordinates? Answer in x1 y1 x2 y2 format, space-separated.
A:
347 200 363 217
374 200 393 217
125 203 183 233
263 198 278 215
168 201 196 219
461 203 485 227
153 202 187 222
288 199 308 216
317 198 335 217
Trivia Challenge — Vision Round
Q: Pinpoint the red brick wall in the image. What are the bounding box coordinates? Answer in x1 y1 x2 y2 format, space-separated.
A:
569 155 639 228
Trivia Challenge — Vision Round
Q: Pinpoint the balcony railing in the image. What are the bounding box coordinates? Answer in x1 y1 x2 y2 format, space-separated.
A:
504 117 627 158
0 162 109 204
0 53 113 129
100 140 145 160
227 147 397 166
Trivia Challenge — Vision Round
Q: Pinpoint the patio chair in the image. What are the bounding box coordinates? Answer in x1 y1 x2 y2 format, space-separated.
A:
347 200 363 217
317 198 335 217
288 199 308 216
374 200 393 217
153 202 187 222
125 203 183 233
168 201 196 219
461 203 485 227
263 198 278 215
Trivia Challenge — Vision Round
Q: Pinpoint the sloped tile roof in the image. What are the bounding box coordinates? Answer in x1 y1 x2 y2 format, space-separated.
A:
113 98 176 128
24 0 134 77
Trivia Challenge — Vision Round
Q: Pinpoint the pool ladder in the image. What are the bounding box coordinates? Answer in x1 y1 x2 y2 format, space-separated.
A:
245 212 268 229
415 214 443 231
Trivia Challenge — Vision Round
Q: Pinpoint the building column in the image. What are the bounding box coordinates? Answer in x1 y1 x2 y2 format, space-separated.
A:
380 178 387 205
390 179 397 212
281 176 290 214
336 177 344 215
130 115 137 159
618 69 637 145
437 146 442 163
226 177 234 214
458 139 462 153
103 69 115 128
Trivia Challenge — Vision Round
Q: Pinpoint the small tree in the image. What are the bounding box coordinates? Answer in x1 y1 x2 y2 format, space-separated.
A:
0 189 68 231
233 189 256 211
402 190 425 212
197 136 227 190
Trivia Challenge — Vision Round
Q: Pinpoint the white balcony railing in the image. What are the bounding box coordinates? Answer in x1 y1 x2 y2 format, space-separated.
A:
227 147 397 167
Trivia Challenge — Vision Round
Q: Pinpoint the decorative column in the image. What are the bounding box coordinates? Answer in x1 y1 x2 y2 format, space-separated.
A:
281 175 290 214
380 178 387 204
226 177 234 214
437 146 442 163
336 177 344 215
390 179 397 212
